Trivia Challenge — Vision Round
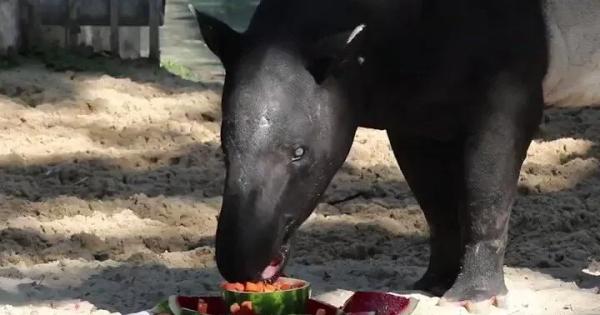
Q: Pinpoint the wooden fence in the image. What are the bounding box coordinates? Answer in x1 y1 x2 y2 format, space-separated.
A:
0 0 165 61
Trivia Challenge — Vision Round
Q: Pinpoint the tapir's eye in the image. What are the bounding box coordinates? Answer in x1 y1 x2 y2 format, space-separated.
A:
292 146 306 161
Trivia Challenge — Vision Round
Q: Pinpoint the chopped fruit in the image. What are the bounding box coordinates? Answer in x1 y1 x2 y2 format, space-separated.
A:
245 282 260 292
234 283 245 291
278 283 292 290
223 278 311 314
197 299 208 313
221 282 245 292
229 302 256 315
241 301 253 310
221 279 305 293
230 303 241 313
257 281 266 292
343 292 419 315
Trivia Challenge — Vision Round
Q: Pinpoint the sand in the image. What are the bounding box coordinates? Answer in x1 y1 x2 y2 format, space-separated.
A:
0 60 598 315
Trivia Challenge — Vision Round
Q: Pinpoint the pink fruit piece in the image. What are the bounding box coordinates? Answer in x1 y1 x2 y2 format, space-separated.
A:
175 296 227 314
342 292 419 315
307 299 339 315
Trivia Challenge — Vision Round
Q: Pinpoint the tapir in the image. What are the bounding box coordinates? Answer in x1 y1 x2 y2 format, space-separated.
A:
191 0 548 311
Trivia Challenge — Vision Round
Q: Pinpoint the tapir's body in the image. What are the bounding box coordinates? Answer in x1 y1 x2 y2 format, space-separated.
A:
245 0 547 132
193 0 548 312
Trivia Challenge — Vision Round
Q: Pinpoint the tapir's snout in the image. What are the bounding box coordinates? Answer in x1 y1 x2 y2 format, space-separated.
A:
215 207 284 282
215 215 274 282
215 162 292 282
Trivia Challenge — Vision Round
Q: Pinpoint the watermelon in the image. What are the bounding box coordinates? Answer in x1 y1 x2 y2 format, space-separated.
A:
342 292 418 315
148 292 420 315
151 296 227 315
222 277 310 315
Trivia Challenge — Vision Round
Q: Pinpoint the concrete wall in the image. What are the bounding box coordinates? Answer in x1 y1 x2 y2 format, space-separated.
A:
0 0 20 56
544 0 600 107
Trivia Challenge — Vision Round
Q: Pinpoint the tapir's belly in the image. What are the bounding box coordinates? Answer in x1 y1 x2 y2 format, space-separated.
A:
543 0 600 107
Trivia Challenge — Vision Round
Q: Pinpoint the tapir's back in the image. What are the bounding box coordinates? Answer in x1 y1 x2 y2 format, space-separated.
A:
246 0 545 43
245 0 363 41
243 0 548 127
245 0 547 73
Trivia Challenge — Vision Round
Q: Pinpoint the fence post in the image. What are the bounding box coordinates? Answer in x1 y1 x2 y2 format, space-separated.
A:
0 0 21 57
149 0 160 62
110 0 120 56
66 0 80 50
26 0 41 52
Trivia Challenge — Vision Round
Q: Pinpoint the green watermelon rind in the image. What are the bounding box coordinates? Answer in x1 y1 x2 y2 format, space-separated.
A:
222 281 310 315
151 297 174 314
150 296 203 315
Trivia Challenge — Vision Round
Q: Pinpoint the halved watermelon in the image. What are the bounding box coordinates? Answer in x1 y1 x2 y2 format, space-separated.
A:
222 277 310 315
151 295 227 315
149 290 419 315
342 292 418 315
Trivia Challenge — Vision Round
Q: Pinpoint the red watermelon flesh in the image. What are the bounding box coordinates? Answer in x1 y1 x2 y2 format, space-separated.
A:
175 296 227 314
342 292 418 315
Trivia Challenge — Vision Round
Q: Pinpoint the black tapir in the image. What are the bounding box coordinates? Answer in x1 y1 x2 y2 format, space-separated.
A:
191 0 548 311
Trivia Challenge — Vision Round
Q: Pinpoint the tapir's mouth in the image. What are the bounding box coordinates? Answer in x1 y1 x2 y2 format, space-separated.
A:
261 243 291 281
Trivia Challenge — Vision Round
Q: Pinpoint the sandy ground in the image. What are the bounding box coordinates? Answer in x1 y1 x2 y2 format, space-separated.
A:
0 60 598 315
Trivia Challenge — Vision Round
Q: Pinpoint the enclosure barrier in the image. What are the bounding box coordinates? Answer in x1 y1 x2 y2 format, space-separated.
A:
0 0 165 61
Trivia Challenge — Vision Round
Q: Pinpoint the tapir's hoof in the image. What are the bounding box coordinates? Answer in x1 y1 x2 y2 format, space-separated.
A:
438 294 508 314
412 274 455 297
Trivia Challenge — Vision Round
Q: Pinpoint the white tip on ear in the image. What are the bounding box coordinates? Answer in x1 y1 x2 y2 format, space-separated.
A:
187 4 197 17
346 24 366 44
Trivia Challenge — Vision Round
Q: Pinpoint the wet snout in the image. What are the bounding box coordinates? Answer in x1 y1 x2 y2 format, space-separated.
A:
215 159 291 282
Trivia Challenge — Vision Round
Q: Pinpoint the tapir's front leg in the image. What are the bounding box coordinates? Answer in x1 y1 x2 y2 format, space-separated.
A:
440 75 544 312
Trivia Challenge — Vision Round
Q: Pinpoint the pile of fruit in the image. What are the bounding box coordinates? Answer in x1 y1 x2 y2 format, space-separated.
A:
151 277 418 315
221 281 304 293
162 291 418 315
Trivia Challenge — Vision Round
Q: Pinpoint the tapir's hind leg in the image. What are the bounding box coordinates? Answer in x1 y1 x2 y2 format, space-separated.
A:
387 134 464 296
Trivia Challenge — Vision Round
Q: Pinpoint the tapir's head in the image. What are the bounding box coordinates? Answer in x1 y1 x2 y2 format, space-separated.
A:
192 8 366 282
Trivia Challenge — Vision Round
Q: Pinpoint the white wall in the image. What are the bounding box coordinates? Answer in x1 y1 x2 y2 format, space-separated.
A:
544 0 600 107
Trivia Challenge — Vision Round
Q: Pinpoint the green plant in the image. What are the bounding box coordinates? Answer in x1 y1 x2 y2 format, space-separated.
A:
160 59 196 80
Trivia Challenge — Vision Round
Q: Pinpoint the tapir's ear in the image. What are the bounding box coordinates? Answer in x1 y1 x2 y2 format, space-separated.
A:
188 5 241 66
307 24 367 84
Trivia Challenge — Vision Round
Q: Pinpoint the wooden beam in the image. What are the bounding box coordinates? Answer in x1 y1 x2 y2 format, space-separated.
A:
66 0 80 50
110 0 119 56
35 0 165 27
148 0 160 62
27 0 42 51
0 0 21 56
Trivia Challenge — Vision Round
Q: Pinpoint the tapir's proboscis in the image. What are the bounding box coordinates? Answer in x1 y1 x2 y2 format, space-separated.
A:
191 0 548 312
